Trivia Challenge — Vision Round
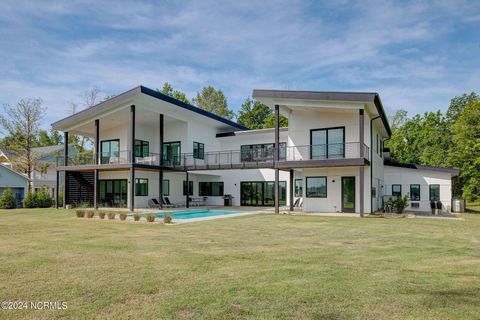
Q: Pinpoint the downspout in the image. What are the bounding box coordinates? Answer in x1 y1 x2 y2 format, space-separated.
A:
370 116 381 213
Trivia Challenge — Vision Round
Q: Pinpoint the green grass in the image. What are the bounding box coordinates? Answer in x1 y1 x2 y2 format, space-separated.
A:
1 209 479 319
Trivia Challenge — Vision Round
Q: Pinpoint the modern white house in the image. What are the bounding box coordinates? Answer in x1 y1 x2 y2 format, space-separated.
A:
51 85 459 213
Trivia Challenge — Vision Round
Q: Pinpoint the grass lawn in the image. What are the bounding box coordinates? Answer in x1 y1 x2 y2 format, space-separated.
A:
1 209 479 319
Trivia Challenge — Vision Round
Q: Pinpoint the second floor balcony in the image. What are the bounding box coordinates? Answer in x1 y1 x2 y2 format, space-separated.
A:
56 142 370 170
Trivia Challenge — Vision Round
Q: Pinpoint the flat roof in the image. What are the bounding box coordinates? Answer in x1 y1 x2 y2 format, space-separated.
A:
385 160 460 176
252 89 392 136
52 85 249 131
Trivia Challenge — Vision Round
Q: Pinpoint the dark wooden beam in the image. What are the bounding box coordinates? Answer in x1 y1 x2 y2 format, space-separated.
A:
360 166 365 217
130 105 136 164
93 169 98 209
359 109 365 217
94 119 100 165
275 168 280 214
159 114 164 208
55 170 59 209
130 167 135 212
63 131 68 166
186 171 190 208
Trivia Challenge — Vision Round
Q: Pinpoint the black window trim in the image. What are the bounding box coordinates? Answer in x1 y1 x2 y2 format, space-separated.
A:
429 184 440 201
410 184 420 201
294 179 303 197
199 181 224 196
310 126 345 159
193 141 205 160
163 179 170 196
183 180 194 196
163 141 181 165
392 184 402 197
305 176 328 198
134 139 150 158
135 178 148 196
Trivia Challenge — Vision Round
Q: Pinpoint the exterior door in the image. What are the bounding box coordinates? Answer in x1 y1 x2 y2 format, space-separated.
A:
342 177 355 213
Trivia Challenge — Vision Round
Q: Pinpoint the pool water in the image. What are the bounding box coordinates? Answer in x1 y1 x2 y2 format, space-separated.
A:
155 209 243 220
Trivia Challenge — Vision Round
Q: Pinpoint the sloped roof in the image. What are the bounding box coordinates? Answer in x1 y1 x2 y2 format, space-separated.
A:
0 163 30 181
384 160 460 176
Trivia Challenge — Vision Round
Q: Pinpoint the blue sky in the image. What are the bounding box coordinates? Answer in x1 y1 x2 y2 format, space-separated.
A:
0 0 479 129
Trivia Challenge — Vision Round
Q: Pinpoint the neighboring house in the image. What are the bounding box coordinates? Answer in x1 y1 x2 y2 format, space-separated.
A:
31 145 77 197
51 85 459 213
0 149 11 167
0 163 30 207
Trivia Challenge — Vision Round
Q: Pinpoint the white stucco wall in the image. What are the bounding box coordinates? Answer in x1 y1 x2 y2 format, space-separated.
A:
384 165 453 212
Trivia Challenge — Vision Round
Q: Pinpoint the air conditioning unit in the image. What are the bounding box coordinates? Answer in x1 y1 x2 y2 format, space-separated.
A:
411 202 420 208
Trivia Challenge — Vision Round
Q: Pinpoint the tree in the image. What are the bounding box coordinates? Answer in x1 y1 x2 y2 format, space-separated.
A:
450 100 480 201
158 82 191 104
446 92 479 123
264 113 288 129
0 98 46 189
193 86 235 120
0 188 16 209
38 129 63 147
237 98 272 129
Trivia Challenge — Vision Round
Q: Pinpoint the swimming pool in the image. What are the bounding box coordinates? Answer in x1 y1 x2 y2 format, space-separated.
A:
155 209 243 220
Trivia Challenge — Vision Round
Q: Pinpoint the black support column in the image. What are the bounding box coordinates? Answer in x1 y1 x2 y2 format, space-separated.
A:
159 114 164 208
55 170 59 209
186 171 190 208
130 105 135 212
289 169 294 211
359 109 365 217
94 119 99 209
274 104 280 214
63 131 68 209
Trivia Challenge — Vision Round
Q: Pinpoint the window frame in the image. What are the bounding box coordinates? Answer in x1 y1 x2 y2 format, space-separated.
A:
183 180 193 196
100 139 120 164
305 176 327 198
199 182 224 196
310 127 345 159
294 179 303 197
429 184 440 201
193 142 205 160
135 178 148 196
163 179 169 196
410 184 420 201
392 184 402 197
163 141 181 166
134 139 150 158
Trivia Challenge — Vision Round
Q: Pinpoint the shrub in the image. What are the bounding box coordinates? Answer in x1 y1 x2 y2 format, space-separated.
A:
133 213 141 221
119 213 127 221
75 210 85 218
22 191 37 208
107 212 116 220
98 211 106 219
163 213 172 224
384 195 410 213
35 189 53 208
72 201 91 208
0 188 17 209
146 214 155 222
86 210 95 218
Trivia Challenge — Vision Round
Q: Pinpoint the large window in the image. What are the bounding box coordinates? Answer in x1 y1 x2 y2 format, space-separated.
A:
429 184 440 201
183 181 193 196
100 139 120 164
99 179 127 207
135 140 149 158
240 143 286 162
306 177 327 198
193 142 205 160
410 184 420 201
163 142 181 166
295 179 303 197
310 127 345 159
392 184 402 197
240 181 286 206
163 180 169 196
135 178 148 196
199 182 224 196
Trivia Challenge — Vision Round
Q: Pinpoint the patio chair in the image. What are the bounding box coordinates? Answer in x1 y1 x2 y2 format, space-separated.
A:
164 196 182 208
148 198 161 208
293 198 300 208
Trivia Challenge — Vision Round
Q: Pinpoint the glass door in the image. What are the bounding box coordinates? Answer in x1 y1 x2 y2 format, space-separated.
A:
163 142 181 166
101 140 120 164
342 177 355 213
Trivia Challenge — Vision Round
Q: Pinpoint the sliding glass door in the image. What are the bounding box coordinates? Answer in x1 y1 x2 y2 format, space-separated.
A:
99 179 127 207
310 127 345 159
100 140 120 164
240 181 286 206
163 142 181 166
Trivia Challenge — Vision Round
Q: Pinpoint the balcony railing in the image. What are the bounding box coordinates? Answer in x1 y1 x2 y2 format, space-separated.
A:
55 143 370 169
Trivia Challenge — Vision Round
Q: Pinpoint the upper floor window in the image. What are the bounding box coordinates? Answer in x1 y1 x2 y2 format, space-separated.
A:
135 140 149 158
410 184 420 201
295 179 303 197
429 184 440 201
193 142 204 160
100 139 119 164
199 182 224 196
240 143 286 162
163 142 181 166
392 184 402 197
306 176 327 198
310 127 344 159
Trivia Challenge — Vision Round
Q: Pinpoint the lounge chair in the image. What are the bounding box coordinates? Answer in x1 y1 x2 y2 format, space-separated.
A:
148 198 161 208
164 196 182 208
292 198 300 208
